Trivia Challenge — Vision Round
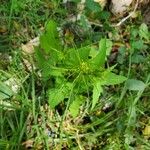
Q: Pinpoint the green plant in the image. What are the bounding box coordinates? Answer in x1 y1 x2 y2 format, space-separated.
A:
1 0 150 149
35 20 127 117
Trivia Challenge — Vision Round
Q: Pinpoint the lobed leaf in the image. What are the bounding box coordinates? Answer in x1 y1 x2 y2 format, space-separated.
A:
40 20 62 53
103 72 127 85
77 46 91 61
91 38 107 67
92 81 103 110
69 96 84 118
48 83 73 108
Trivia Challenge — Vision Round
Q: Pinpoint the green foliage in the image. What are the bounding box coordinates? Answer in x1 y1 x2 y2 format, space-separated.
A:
91 38 106 67
131 40 144 50
103 72 127 85
0 81 13 100
35 20 127 113
139 23 149 41
1 1 150 149
117 47 126 64
131 53 145 63
40 20 62 54
69 95 84 118
92 81 103 110
85 0 101 12
48 83 73 109
126 79 146 91
99 11 111 20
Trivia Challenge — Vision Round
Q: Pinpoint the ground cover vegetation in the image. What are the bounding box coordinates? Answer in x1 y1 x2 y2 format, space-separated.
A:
0 0 150 149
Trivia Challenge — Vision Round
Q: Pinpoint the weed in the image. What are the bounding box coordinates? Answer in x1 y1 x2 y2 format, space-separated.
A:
0 0 150 149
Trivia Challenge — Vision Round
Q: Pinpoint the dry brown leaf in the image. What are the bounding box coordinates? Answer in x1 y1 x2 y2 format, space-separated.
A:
0 27 7 33
21 37 39 71
21 37 39 54
22 139 34 149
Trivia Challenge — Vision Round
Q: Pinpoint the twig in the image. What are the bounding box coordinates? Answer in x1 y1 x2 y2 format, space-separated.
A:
89 21 103 27
114 0 139 27
89 0 139 27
